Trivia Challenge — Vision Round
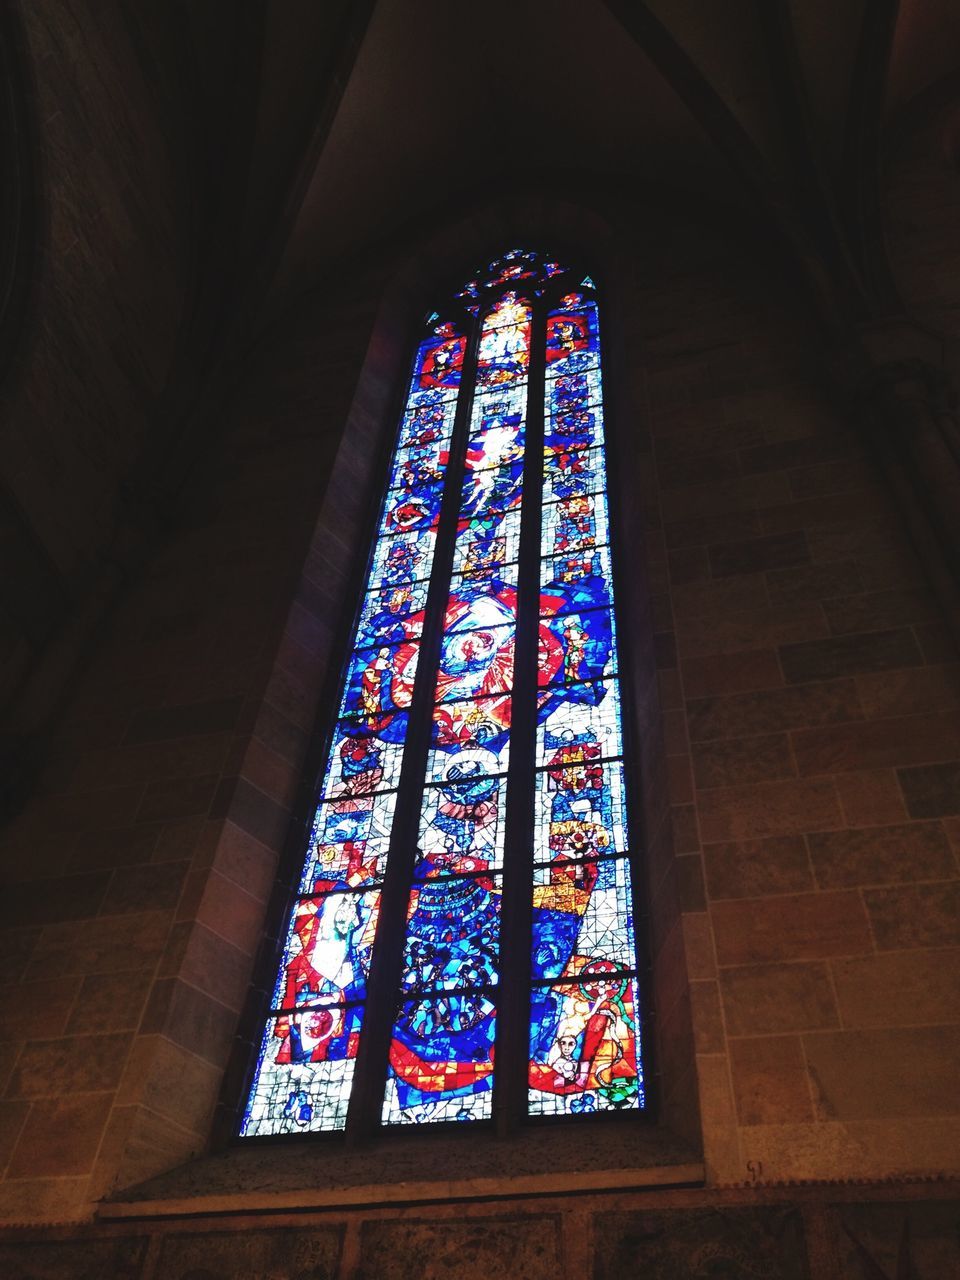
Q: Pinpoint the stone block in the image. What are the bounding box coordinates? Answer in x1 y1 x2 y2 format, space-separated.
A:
671 573 769 621
0 1237 148 1277
660 473 791 522
779 629 924 684
807 822 955 887
712 890 871 965
665 509 761 549
864 881 960 948
0 1099 29 1169
689 980 724 1053
659 448 742 489
0 977 82 1040
709 531 809 578
899 762 960 818
766 560 863 604
138 977 236 1068
698 777 843 842
835 769 909 826
101 860 189 915
214 775 291 853
26 911 172 980
720 961 838 1035
741 433 853 474
692 733 795 788
856 663 960 718
7 1032 130 1099
135 774 219 825
729 1035 814 1124
359 1216 561 1280
125 696 245 746
65 971 154 1035
823 588 938 636
703 835 813 900
194 868 266 956
155 1227 343 1279
0 928 40 984
594 1207 807 1279
681 648 783 699
832 948 960 1028
789 458 872 498
675 603 829 658
117 1033 222 1134
667 544 709 584
687 679 862 742
65 733 232 794
65 826 161 873
838 1200 960 1278
6 1091 114 1177
0 874 110 928
803 1026 960 1120
793 714 960 776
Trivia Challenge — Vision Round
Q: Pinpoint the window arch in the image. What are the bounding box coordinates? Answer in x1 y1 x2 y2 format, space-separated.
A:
239 248 645 1136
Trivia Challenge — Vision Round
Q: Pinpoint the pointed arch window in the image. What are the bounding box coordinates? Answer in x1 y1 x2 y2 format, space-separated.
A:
240 248 646 1136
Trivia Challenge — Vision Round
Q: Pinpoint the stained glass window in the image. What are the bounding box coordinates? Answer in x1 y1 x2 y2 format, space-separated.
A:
240 249 645 1138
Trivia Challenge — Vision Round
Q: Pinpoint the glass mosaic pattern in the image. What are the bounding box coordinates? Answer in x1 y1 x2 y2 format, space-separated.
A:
240 319 464 1136
383 292 530 1125
528 293 643 1117
241 253 643 1138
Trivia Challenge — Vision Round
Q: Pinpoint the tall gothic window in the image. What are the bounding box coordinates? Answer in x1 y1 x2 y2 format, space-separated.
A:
240 248 645 1136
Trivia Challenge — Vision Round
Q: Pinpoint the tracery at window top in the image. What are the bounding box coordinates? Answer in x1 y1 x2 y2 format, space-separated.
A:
240 248 644 1137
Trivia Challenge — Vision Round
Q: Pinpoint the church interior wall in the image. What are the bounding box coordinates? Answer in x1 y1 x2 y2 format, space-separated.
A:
0 4 958 1273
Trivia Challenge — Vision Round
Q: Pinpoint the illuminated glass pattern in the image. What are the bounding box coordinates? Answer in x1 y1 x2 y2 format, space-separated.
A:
241 250 644 1138
240 320 464 1135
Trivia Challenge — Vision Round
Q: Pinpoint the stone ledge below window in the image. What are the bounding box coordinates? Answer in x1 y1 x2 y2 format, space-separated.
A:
97 1125 704 1219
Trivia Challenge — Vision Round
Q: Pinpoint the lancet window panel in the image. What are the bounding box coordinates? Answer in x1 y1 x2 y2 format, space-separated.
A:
239 248 647 1139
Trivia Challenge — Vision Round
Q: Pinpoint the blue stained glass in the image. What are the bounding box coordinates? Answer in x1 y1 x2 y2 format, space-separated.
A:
383 995 496 1125
437 623 515 700
400 873 502 994
383 287 534 1127
544 444 605 499
537 608 617 689
244 253 643 1139
269 888 382 1011
241 321 468 1138
476 293 531 387
536 686 624 764
453 505 523 575
355 576 429 651
339 641 420 722
545 300 600 370
541 542 614 605
528 973 642 1117
428 698 511 773
300 795 396 891
414 324 466 391
532 856 636 981
417 773 505 870
529 293 642 1117
396 390 457 449
242 1008 365 1134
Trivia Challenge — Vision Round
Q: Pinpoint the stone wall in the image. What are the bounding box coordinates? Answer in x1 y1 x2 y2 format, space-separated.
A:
1 1181 958 1279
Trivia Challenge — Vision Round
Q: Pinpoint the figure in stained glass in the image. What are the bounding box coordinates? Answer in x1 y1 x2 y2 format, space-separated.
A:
242 251 643 1139
477 293 531 386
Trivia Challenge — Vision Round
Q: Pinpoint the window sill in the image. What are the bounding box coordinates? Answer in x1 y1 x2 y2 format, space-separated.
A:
97 1125 703 1220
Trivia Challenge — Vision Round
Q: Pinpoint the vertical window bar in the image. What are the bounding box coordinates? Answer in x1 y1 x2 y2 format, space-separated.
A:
493 294 547 1135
